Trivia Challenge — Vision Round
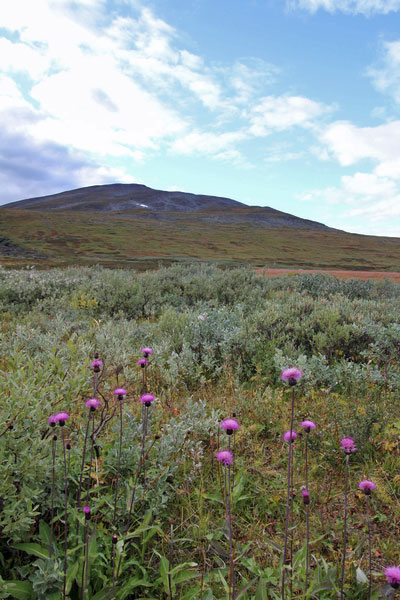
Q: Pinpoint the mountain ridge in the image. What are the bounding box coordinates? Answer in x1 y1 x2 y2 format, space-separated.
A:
3 183 336 231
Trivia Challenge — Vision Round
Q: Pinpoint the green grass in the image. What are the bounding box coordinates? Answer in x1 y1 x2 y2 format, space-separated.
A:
1 208 399 270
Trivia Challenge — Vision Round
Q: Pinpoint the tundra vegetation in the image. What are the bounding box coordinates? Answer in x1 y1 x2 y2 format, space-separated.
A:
0 263 399 599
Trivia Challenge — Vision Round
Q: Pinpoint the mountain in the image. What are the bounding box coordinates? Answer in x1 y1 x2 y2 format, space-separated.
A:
3 183 334 231
1 183 399 271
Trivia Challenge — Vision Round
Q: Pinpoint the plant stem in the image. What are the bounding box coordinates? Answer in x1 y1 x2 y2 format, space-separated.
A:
76 411 91 536
366 494 372 600
340 453 350 600
112 542 116 599
281 386 295 600
86 411 95 497
305 432 310 594
83 521 90 600
62 427 68 600
168 522 174 599
112 398 123 525
49 434 56 559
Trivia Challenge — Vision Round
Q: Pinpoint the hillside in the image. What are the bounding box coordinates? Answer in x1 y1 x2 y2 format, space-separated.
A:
1 183 399 271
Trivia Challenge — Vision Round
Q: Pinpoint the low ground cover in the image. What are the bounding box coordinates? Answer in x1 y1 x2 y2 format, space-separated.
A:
0 264 399 599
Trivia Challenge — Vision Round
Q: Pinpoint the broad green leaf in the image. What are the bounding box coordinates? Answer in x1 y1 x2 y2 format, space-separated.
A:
3 580 33 600
14 543 49 560
66 560 79 594
38 521 50 548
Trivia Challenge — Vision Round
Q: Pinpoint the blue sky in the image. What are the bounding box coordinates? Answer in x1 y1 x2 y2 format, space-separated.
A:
1 0 400 236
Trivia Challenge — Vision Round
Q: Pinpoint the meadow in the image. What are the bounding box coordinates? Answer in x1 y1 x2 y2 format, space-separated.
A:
1 263 400 599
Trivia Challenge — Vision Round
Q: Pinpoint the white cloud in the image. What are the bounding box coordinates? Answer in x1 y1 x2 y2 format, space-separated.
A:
249 95 330 136
288 0 400 15
368 40 400 104
319 119 400 167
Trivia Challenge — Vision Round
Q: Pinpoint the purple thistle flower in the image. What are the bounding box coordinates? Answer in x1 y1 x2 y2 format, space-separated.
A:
281 367 303 386
284 430 297 442
141 347 153 356
216 449 233 465
301 420 316 433
385 566 400 588
220 418 239 435
137 358 148 367
114 388 127 397
359 480 376 495
341 437 356 454
140 393 154 407
54 412 70 426
302 488 310 504
85 398 101 410
83 506 91 515
90 359 103 373
48 414 58 427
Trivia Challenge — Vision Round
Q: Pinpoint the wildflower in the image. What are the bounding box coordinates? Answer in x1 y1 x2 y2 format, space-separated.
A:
114 388 127 400
112 534 118 545
359 480 376 495
216 449 233 465
220 418 239 435
48 414 58 427
341 437 356 454
91 359 103 373
141 347 153 357
140 393 154 407
301 420 316 433
54 412 70 426
85 398 101 410
83 506 91 520
284 430 297 442
302 488 310 505
281 367 303 386
385 566 400 589
137 358 148 368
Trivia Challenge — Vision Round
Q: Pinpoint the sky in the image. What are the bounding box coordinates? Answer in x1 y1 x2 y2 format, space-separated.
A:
1 0 400 236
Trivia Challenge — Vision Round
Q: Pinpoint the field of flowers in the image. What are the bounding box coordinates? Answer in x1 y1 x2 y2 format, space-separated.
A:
0 264 399 599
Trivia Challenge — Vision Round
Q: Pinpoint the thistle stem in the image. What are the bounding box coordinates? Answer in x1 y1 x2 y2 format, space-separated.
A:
76 411 91 535
83 521 90 600
366 494 372 600
340 453 350 600
281 386 295 600
62 427 68 600
86 411 95 496
112 399 123 525
305 433 310 593
49 434 56 559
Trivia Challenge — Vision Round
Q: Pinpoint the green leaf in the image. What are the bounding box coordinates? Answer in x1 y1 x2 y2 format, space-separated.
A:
356 567 368 584
38 521 50 548
14 543 49 560
3 580 33 600
66 561 79 594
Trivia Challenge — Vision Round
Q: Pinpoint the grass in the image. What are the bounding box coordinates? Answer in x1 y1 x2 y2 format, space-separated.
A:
1 207 399 271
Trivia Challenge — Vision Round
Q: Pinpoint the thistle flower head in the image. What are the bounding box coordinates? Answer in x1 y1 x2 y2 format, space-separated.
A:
54 412 70 425
140 393 154 407
216 449 233 465
301 420 316 432
90 359 103 372
284 430 297 442
114 388 127 397
302 488 310 504
385 566 400 588
220 418 239 434
137 358 148 367
85 398 101 410
341 437 356 454
141 347 153 356
281 367 303 386
47 414 58 427
359 480 376 495
83 506 91 520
